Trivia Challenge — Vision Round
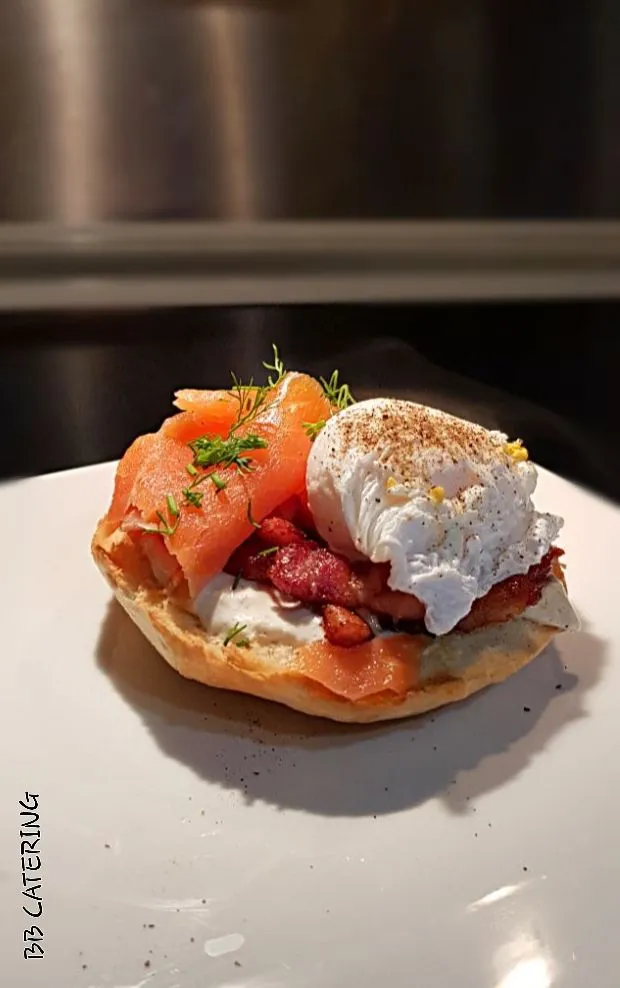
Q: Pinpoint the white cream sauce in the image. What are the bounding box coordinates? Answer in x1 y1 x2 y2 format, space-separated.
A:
193 573 578 645
523 577 580 631
193 572 324 645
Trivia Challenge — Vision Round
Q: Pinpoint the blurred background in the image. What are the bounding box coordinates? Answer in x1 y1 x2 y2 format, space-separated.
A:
0 0 619 498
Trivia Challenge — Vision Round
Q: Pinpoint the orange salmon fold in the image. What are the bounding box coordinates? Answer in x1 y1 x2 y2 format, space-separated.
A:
102 373 331 597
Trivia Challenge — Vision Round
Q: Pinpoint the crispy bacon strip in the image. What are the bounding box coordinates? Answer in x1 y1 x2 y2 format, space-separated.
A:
224 536 275 584
368 586 425 622
257 516 310 547
270 543 364 608
267 541 425 622
223 515 564 645
225 515 314 583
457 548 563 632
322 604 373 647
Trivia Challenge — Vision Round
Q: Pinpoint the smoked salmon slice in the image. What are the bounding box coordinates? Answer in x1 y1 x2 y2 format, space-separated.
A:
163 389 246 443
102 372 331 597
295 635 422 701
102 432 159 535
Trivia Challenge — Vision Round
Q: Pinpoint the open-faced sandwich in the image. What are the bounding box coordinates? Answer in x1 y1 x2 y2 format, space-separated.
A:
92 349 578 723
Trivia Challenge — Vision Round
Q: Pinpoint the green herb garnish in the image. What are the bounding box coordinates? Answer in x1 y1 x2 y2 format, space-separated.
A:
246 500 261 529
229 373 271 431
320 369 355 411
181 465 226 508
144 345 288 534
263 344 286 388
257 545 278 558
157 415 265 531
303 419 326 441
210 472 227 491
188 433 268 472
228 344 287 430
154 514 179 537
141 494 180 536
182 487 204 508
223 623 250 647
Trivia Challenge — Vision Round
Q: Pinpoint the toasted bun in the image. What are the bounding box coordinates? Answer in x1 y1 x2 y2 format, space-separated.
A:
92 523 562 724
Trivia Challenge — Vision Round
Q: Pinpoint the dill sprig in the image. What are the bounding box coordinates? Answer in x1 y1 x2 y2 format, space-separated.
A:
263 344 286 387
181 467 228 508
182 487 204 508
173 407 268 518
143 345 287 535
303 367 354 440
228 344 288 432
257 545 278 558
320 369 355 411
223 623 250 647
246 499 261 529
188 433 268 472
229 373 271 432
303 419 326 441
141 493 180 537
210 472 227 491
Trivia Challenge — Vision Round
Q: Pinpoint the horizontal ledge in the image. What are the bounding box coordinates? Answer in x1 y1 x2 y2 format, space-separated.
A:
0 222 618 308
0 270 619 312
0 220 619 258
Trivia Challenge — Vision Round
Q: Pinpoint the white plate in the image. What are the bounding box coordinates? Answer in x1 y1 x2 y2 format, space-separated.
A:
1 462 618 988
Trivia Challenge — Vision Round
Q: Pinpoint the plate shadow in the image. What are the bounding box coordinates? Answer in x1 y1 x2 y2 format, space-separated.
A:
96 599 605 817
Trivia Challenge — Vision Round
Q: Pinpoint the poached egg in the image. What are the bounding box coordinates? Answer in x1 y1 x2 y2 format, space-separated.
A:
306 398 563 635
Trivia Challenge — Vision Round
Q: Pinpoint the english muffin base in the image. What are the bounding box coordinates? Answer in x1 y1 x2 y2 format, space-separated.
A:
92 525 559 723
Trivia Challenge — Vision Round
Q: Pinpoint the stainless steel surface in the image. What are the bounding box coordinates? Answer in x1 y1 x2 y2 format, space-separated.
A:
0 2 619 307
0 1 619 225
0 221 619 310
